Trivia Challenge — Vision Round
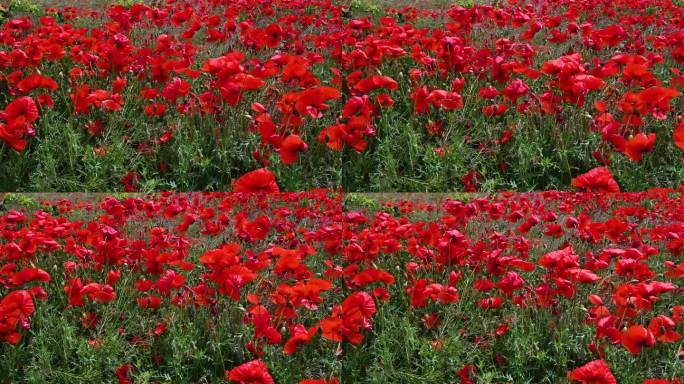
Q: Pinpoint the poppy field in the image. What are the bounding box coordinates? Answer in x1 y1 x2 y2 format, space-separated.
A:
1 0 684 382
1 191 684 383
0 0 683 191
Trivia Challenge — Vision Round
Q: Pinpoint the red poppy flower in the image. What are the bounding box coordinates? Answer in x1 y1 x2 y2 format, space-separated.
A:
112 77 127 94
568 360 617 384
648 315 682 343
353 75 398 94
16 75 58 93
244 215 271 240
622 325 656 355
161 77 190 102
9 268 51 286
636 87 680 119
294 87 341 118
233 168 279 193
0 96 39 151
350 269 396 287
482 104 509 117
318 123 349 151
320 317 344 342
85 120 104 136
199 243 241 268
478 296 504 309
264 23 282 48
624 133 655 161
227 360 274 384
280 134 308 165
144 103 167 117
80 283 117 304
341 291 376 321
462 171 481 192
0 290 35 344
137 295 162 309
115 364 134 384
502 78 530 102
495 271 525 295
571 167 620 192
427 89 463 110
539 246 579 270
0 290 35 319
478 86 500 99
120 172 140 192
674 119 684 150
458 364 476 384
411 86 430 114
283 325 319 355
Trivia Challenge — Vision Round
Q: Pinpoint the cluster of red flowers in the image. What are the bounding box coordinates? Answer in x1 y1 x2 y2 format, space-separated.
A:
0 190 682 381
0 0 682 189
0 97 39 151
569 359 681 384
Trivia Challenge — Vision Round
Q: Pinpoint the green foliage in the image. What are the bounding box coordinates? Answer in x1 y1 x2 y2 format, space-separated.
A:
447 192 473 202
0 0 42 21
344 192 382 210
452 0 475 8
349 0 384 17
113 0 146 8
2 192 41 210
9 0 40 15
